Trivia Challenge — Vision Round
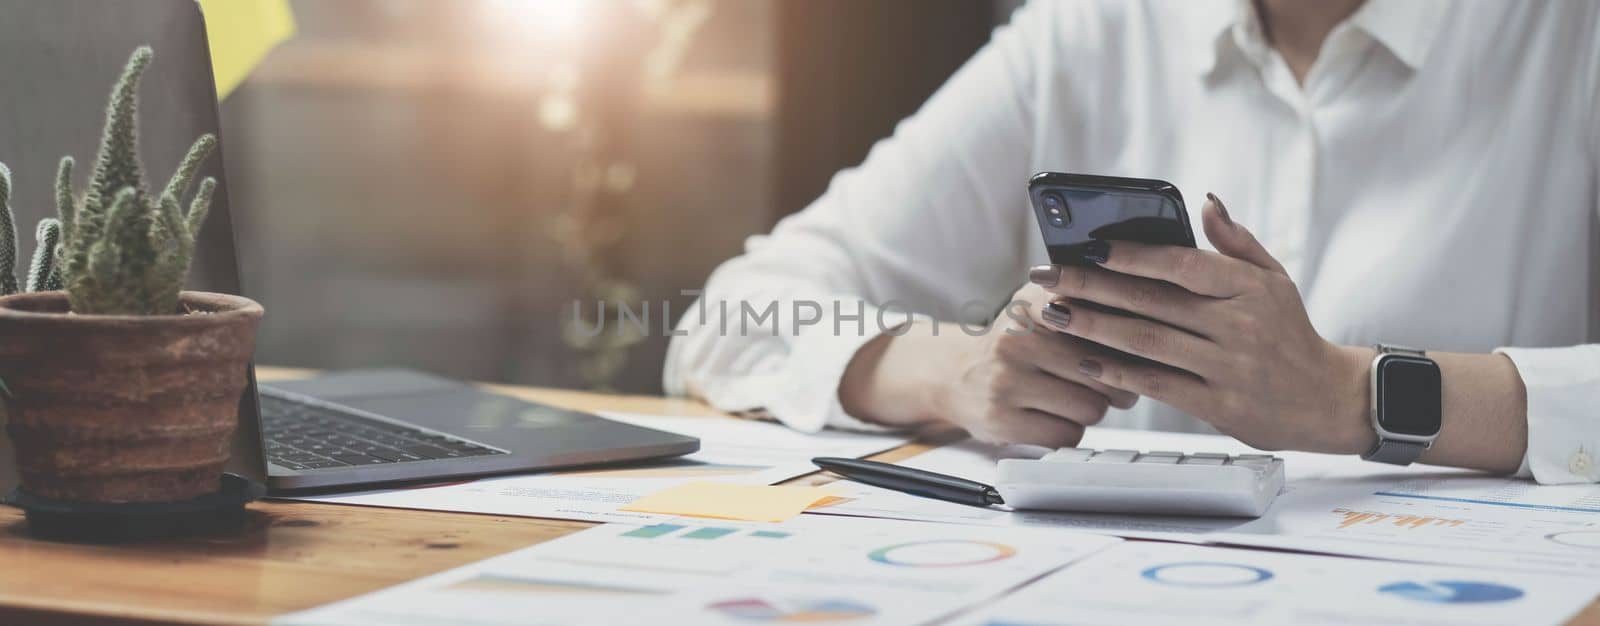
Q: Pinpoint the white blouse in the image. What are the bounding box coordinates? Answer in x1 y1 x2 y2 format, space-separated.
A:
665 0 1600 484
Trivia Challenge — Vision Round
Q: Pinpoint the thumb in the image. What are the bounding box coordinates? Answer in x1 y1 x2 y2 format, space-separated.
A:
1201 192 1286 275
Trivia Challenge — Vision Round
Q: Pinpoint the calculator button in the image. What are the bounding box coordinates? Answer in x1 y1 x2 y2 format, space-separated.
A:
1230 456 1274 467
1043 448 1095 462
1178 455 1227 465
1133 454 1180 464
1189 452 1231 459
1089 450 1138 463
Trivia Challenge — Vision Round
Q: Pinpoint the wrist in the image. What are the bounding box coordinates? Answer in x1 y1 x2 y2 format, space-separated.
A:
839 320 956 428
1329 344 1378 455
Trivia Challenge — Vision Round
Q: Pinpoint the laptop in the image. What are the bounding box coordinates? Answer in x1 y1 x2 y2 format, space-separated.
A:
0 0 699 494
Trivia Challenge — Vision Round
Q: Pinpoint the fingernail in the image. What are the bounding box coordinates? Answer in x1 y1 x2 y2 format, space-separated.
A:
1028 265 1060 287
1078 358 1103 378
1207 192 1233 226
1080 240 1109 264
1040 301 1072 331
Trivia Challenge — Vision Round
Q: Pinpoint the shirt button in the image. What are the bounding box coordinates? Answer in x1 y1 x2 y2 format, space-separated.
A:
1570 451 1593 476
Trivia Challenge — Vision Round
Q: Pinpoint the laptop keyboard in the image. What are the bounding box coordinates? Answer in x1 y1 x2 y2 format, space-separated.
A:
260 392 507 471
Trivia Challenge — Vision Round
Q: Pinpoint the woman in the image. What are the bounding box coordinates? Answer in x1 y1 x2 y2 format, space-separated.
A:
665 0 1600 483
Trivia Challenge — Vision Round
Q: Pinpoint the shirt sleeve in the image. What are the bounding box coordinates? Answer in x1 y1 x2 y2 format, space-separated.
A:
1496 35 1600 484
663 1 1082 432
1497 346 1600 484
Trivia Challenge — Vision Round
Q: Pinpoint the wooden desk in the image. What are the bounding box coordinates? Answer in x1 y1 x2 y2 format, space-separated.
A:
0 368 938 625
1 368 1596 625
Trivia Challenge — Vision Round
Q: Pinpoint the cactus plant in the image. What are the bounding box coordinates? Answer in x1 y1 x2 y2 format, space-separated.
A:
0 45 264 508
25 219 63 292
1 164 68 296
0 162 18 295
0 46 219 314
62 46 219 315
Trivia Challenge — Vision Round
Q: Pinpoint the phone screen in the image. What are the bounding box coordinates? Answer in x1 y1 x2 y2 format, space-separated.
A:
1030 173 1195 267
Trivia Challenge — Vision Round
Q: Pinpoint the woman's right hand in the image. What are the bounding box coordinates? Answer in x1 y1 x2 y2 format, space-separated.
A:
840 283 1137 447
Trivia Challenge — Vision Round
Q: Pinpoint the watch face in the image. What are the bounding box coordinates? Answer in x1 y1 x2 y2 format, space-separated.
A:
1376 356 1442 437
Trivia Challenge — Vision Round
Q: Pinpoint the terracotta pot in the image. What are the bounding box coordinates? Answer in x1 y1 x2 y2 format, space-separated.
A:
0 291 263 503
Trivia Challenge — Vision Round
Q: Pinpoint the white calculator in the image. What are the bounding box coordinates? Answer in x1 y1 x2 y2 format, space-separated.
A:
995 448 1285 517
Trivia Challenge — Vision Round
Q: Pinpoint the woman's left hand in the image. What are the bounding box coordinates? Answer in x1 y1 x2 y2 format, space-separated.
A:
1028 194 1375 454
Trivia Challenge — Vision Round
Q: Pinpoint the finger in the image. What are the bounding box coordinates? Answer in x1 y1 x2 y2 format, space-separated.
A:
1034 263 1216 334
1201 192 1286 275
1094 242 1258 298
1027 333 1140 408
1038 300 1221 374
1003 296 1144 408
1004 369 1112 427
1076 353 1209 411
1076 369 1139 410
981 408 1086 448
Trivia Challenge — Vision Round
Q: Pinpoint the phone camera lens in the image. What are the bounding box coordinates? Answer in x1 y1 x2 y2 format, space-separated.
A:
1042 192 1070 227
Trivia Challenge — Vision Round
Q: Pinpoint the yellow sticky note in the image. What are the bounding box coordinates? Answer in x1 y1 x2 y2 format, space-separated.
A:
807 495 853 509
198 0 296 99
620 482 836 523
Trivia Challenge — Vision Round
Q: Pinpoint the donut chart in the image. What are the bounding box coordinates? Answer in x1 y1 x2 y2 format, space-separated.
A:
1545 530 1600 549
867 540 1017 568
1139 562 1275 587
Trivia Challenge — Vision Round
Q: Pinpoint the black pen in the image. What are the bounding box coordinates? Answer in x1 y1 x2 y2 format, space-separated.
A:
812 457 1004 508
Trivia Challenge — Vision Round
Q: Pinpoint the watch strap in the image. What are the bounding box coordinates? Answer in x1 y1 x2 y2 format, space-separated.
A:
1363 438 1429 465
1375 344 1425 357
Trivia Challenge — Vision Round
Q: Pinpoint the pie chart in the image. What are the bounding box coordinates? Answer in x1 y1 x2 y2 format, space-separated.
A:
708 597 877 622
1378 580 1525 604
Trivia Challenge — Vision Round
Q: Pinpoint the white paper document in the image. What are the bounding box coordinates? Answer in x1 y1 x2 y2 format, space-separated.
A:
812 428 1600 576
288 412 904 525
951 542 1600 626
277 516 1122 626
1211 472 1600 576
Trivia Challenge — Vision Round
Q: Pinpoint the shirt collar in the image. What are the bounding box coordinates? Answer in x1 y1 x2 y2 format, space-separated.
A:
1187 0 1449 78
1346 0 1448 71
1184 0 1250 79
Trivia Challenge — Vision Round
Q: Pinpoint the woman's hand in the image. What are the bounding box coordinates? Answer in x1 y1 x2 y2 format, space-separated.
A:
1028 194 1373 454
840 283 1137 448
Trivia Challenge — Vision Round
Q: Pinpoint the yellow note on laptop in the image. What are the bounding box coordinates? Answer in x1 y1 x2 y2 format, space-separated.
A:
620 482 836 523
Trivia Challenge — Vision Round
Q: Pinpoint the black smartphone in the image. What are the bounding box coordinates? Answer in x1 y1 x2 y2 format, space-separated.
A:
1029 172 1197 367
1028 172 1196 266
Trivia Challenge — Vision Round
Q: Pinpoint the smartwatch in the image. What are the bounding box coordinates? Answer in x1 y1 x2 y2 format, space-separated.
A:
1361 344 1442 466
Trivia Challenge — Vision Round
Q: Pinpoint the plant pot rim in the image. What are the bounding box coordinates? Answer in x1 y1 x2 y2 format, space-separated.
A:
0 291 263 326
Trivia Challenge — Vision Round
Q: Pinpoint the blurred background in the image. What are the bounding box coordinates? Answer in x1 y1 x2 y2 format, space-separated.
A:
222 0 1019 393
